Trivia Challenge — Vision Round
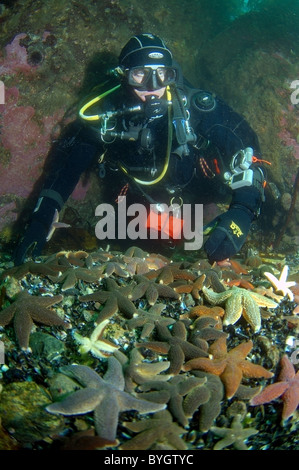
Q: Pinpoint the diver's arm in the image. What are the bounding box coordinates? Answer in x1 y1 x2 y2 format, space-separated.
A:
14 121 101 264
191 92 266 261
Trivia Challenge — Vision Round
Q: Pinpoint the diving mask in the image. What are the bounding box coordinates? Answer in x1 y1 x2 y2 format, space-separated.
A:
126 65 177 90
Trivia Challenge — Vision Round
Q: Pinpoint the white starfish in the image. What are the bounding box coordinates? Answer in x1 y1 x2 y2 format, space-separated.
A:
73 319 119 358
264 265 296 301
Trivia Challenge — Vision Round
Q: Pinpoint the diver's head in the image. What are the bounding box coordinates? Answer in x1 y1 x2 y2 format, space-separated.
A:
118 33 176 102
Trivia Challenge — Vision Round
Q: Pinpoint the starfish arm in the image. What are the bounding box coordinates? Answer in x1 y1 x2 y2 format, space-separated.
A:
94 393 120 441
30 294 64 308
136 341 170 354
120 428 162 451
222 295 243 327
211 432 235 450
117 390 166 414
0 304 16 326
183 384 210 417
281 383 299 420
278 355 296 381
171 321 187 340
60 364 104 388
29 305 67 327
242 295 261 332
90 320 110 341
240 360 274 379
115 293 137 318
220 363 243 399
145 284 159 305
13 310 33 349
61 271 77 290
250 382 289 406
234 430 258 450
183 357 227 375
249 291 279 308
140 323 155 338
168 344 185 375
130 282 149 301
103 356 125 390
229 340 253 359
96 296 119 323
46 388 103 415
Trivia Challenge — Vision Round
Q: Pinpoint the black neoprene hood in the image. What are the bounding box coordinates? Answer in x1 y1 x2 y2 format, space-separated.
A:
119 33 173 69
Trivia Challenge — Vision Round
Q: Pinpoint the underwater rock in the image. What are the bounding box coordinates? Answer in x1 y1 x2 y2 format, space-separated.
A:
0 381 64 445
29 331 66 361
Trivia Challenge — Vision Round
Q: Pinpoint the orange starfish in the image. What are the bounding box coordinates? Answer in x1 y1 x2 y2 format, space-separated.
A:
183 336 273 399
250 354 299 421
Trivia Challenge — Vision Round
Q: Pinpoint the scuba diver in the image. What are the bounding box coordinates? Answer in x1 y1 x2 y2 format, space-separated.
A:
14 33 266 265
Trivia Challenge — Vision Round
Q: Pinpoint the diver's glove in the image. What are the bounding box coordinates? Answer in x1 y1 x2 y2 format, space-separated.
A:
13 198 57 265
204 186 262 262
204 205 253 262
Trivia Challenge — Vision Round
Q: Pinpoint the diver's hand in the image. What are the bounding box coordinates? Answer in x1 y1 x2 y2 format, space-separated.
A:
13 220 49 265
204 206 253 262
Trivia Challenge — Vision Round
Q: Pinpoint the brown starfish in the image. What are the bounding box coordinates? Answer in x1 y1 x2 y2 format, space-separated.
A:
136 320 208 375
138 374 209 427
127 304 175 339
49 266 103 291
79 278 137 323
130 274 180 306
120 410 188 450
0 291 68 349
1 260 60 281
183 336 273 398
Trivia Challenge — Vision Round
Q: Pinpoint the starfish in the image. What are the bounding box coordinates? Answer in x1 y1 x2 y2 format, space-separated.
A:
187 305 225 329
73 319 119 359
0 291 68 350
46 357 165 441
79 278 137 323
190 371 224 432
202 285 278 332
49 266 103 291
117 347 172 392
189 316 228 344
120 410 188 450
250 354 299 421
210 414 258 450
136 320 209 375
138 374 209 427
1 260 60 280
183 336 273 399
172 274 206 300
264 265 296 301
130 274 180 306
127 304 175 338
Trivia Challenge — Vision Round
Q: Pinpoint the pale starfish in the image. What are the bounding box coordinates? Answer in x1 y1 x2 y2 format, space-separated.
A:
264 265 296 301
202 285 278 332
46 358 165 441
73 319 119 359
211 414 258 450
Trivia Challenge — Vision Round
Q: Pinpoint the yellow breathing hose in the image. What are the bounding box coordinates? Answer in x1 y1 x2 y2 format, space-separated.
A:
79 84 121 121
79 84 173 186
119 86 173 186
